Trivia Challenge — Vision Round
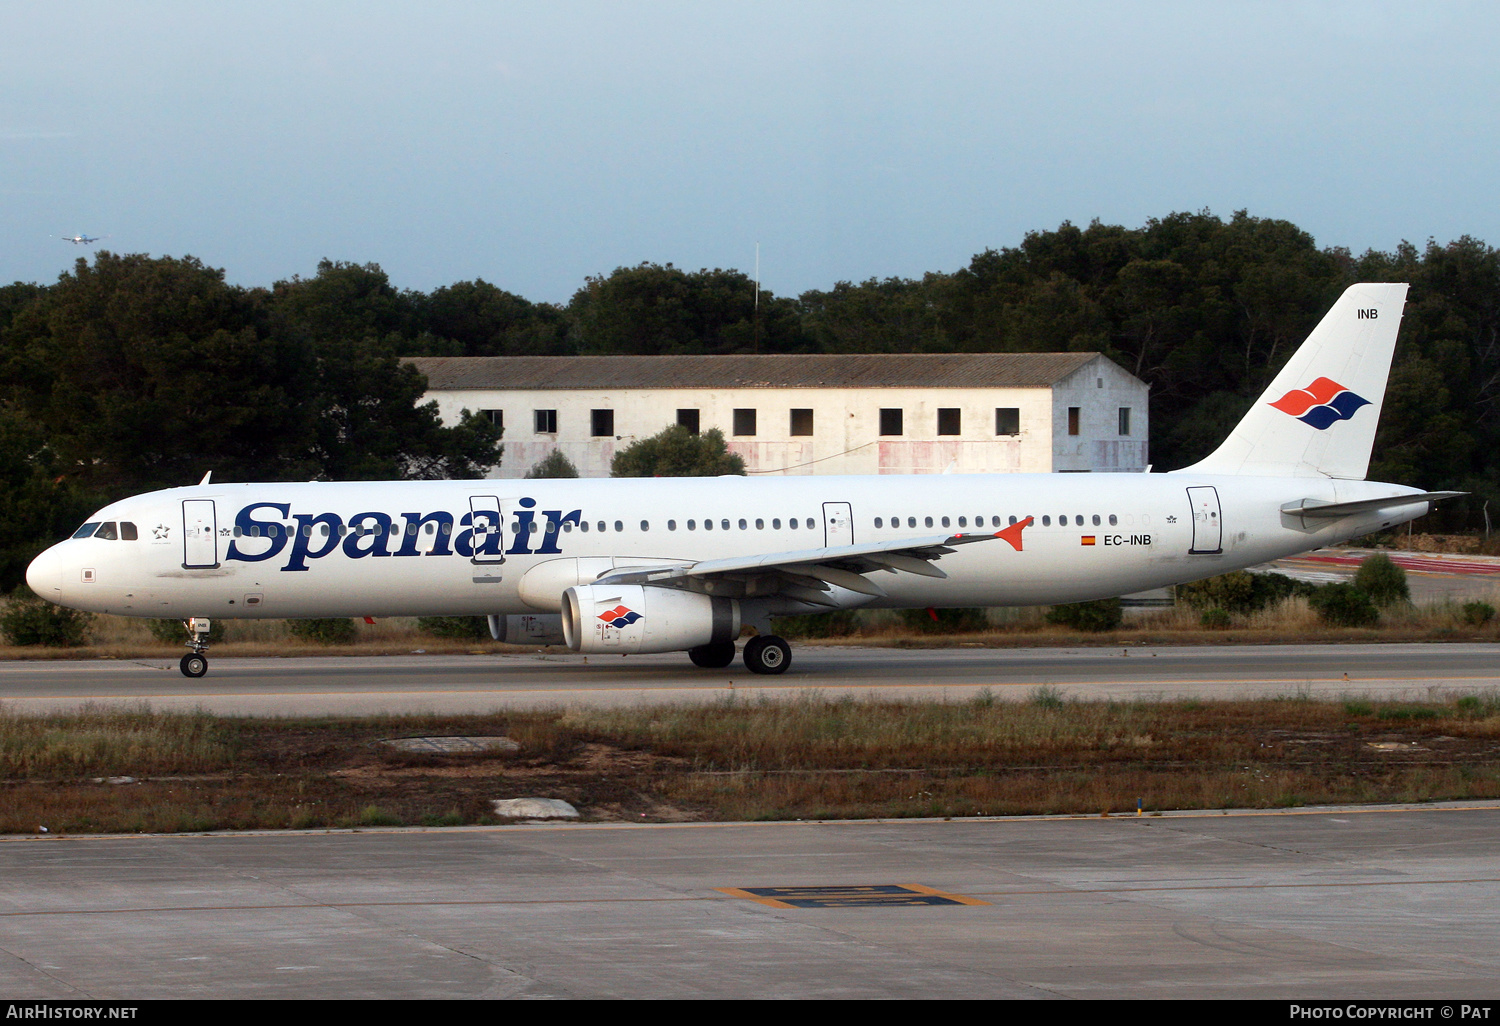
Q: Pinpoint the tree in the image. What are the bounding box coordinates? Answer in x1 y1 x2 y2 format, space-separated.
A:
416 279 569 357
3 253 503 493
1353 553 1410 606
525 450 579 478
3 252 313 491
610 425 745 477
568 263 808 355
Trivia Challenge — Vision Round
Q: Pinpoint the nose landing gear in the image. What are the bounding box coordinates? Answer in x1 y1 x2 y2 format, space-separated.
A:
178 617 212 677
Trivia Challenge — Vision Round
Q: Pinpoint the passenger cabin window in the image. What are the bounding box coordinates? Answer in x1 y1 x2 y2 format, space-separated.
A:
937 408 961 435
790 409 814 436
534 409 558 433
677 409 700 434
733 409 757 436
879 408 903 436
995 408 1020 435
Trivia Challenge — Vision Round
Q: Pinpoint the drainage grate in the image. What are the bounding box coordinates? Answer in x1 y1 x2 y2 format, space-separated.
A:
717 884 988 909
381 736 521 754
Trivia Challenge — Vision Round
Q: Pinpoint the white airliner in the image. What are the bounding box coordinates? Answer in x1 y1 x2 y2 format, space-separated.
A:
26 283 1459 678
59 234 105 245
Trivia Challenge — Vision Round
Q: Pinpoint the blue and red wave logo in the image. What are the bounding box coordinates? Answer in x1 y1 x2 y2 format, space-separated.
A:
1268 377 1370 430
597 605 642 629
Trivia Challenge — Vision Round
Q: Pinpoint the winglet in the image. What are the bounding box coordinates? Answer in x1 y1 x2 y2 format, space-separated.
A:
198 471 213 486
994 516 1033 552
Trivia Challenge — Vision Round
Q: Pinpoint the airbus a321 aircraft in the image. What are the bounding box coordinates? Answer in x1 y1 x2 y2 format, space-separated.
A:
26 283 1460 678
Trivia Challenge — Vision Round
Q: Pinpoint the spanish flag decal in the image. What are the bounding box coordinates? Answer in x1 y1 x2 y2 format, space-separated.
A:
1081 536 1096 546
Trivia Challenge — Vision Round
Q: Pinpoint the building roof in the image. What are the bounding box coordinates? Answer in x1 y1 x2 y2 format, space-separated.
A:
407 353 1114 391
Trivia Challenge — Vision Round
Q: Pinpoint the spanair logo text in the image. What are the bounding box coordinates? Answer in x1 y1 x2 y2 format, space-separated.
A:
1268 377 1371 430
598 605 642 628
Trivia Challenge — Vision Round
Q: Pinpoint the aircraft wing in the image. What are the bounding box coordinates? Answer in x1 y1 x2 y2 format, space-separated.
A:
595 518 1031 606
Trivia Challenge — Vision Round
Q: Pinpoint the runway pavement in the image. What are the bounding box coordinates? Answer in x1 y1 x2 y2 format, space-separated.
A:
0 642 1497 715
3 803 1499 999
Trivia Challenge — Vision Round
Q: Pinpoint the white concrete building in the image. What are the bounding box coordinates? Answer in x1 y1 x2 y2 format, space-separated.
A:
408 353 1149 478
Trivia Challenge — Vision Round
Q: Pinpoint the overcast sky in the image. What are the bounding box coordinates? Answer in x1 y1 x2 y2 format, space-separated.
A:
4 1 1496 303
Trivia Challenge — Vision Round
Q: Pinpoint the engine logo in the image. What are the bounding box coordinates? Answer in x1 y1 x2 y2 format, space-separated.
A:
597 605 642 628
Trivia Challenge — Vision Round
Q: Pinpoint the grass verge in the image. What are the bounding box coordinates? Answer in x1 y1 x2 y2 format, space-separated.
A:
5 692 1500 834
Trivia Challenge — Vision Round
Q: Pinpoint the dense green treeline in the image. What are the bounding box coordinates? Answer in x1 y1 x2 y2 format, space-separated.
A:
1 209 1498 588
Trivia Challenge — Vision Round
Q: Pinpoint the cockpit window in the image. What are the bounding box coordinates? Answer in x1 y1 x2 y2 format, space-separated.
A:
120 522 138 540
72 522 101 539
95 522 119 540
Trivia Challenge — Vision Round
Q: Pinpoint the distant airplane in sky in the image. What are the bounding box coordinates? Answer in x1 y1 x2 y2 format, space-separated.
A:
59 234 106 245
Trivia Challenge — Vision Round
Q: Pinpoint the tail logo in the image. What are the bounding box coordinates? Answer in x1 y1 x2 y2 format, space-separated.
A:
598 605 642 629
1268 377 1371 430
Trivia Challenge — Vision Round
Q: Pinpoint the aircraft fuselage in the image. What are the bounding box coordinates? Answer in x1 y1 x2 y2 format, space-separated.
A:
26 472 1429 621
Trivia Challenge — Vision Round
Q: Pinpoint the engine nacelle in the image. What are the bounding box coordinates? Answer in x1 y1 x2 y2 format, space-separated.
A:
560 584 740 654
487 614 566 645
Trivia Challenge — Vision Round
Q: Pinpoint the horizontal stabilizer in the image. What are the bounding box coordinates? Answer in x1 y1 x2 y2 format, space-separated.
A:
1280 492 1465 519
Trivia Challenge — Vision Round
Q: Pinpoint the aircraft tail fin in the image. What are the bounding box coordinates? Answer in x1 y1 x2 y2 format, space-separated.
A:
1174 282 1409 480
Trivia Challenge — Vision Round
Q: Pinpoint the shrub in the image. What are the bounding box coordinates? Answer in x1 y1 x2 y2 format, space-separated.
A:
1199 607 1232 630
1462 601 1495 627
1179 570 1314 614
1029 684 1065 709
1045 598 1123 632
1309 583 1379 627
524 451 579 479
897 607 990 634
286 618 358 644
416 616 491 640
148 619 226 645
1354 553 1409 606
0 587 92 647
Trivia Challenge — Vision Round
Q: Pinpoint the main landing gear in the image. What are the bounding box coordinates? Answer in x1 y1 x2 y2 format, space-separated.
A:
742 635 791 675
687 635 793 675
688 642 736 668
178 617 212 678
687 633 792 672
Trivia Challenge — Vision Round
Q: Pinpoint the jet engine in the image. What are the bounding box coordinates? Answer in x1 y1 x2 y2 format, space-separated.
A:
487 614 566 645
560 584 740 654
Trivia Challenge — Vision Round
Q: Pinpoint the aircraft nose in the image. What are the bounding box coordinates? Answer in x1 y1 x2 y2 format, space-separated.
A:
25 544 65 600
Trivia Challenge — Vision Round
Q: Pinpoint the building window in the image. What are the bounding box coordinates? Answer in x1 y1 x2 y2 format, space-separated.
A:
677 409 700 434
995 408 1019 435
1118 407 1131 436
790 409 814 436
733 409 757 436
937 408 961 435
534 409 557 433
879 408 903 436
591 409 614 437
480 410 503 429
1068 407 1080 436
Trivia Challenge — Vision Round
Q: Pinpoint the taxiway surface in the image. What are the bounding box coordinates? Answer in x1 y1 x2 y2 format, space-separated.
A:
3 804 1499 999
0 643 1495 715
